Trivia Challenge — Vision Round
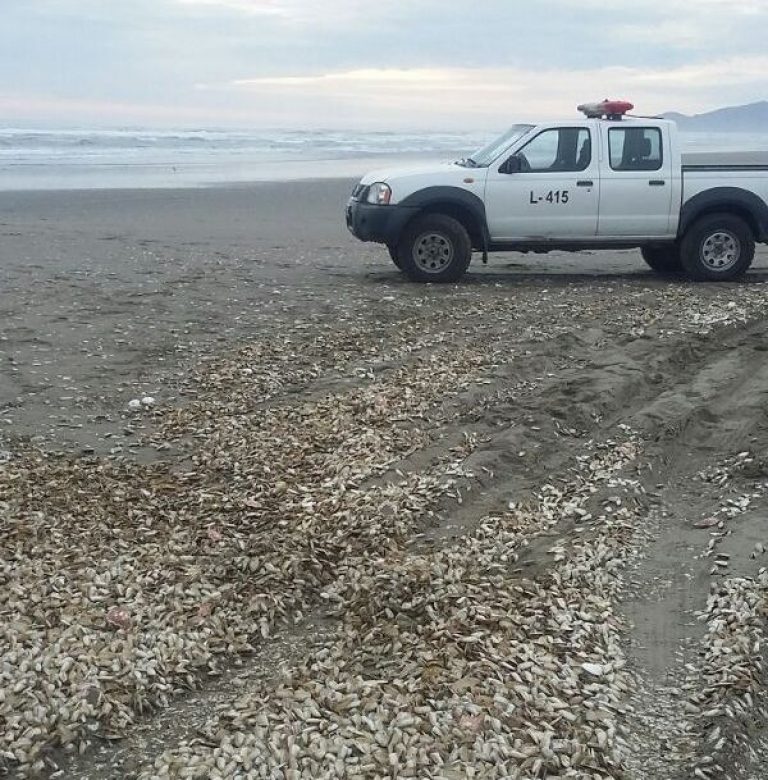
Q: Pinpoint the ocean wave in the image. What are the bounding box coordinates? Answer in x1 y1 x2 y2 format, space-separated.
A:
1 127 767 189
0 127 493 165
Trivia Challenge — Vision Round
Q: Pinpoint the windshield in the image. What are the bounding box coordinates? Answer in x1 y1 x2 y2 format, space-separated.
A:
463 124 534 167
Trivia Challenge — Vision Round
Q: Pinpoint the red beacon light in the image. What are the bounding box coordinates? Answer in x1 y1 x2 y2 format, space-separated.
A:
577 99 634 120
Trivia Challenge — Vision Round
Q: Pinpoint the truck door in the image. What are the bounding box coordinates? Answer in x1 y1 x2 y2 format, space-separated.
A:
484 126 599 240
597 124 674 237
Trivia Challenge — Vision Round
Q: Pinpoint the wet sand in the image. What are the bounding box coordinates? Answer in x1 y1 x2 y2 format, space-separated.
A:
0 181 367 452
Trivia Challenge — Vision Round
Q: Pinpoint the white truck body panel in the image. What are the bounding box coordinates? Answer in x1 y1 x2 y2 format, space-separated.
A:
359 162 478 199
482 118 689 241
484 120 600 239
682 150 768 166
350 115 768 251
683 169 768 204
595 119 680 238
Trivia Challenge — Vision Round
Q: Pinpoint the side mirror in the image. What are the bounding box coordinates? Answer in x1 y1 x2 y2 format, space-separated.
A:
500 156 521 175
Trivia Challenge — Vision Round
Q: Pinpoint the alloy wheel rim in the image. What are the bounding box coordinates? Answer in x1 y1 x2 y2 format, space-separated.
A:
413 232 454 273
701 231 740 271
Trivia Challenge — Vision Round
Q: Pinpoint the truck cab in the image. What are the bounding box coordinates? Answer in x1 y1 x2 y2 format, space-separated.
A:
346 103 768 282
483 117 680 241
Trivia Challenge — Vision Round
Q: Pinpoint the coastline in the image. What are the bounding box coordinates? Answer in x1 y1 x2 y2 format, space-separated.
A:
2 127 768 192
0 152 453 192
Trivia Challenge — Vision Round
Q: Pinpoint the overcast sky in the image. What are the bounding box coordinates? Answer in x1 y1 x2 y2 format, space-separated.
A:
2 0 767 129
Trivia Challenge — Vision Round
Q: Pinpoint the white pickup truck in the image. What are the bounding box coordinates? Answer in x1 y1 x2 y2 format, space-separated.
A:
346 110 768 282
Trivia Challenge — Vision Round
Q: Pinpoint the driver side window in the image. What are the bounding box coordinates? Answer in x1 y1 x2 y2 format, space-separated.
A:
514 128 592 173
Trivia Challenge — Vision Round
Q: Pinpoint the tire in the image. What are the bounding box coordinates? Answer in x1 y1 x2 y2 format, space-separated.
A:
679 213 754 282
396 214 472 283
387 244 403 270
641 245 682 275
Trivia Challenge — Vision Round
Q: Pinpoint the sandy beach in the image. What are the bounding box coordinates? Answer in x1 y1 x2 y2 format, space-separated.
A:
3 180 765 454
2 181 768 778
0 181 369 453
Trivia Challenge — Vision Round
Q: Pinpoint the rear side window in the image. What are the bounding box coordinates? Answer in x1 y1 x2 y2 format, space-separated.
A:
609 127 663 171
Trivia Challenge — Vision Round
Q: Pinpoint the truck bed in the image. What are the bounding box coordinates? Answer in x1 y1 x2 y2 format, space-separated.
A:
682 150 768 169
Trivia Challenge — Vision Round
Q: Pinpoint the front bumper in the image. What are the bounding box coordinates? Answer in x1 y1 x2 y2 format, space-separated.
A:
345 198 418 245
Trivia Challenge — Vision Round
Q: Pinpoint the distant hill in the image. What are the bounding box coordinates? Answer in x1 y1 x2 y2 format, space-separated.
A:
663 101 768 132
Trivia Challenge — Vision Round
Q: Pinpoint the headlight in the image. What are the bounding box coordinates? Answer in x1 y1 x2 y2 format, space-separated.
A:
366 182 392 205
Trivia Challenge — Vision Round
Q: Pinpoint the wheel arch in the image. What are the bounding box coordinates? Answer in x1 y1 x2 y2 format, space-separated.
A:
397 187 488 250
679 187 768 241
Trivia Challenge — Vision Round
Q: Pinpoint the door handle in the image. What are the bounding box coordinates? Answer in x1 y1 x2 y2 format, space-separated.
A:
649 180 666 186
576 180 593 187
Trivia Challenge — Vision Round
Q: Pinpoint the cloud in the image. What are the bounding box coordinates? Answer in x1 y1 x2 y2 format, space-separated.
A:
173 0 369 26
612 20 720 48
209 57 768 128
555 0 768 51
0 92 226 123
624 57 768 89
557 0 767 11
176 0 289 15
2 0 766 128
230 69 456 88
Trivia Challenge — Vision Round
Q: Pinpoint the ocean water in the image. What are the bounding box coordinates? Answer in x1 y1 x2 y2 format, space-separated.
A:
0 128 490 190
1 127 767 191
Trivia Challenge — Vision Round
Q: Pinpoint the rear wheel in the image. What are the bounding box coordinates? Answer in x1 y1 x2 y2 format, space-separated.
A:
641 245 682 275
396 214 472 283
680 213 754 281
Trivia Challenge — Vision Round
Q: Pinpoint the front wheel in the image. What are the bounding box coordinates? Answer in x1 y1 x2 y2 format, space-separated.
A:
641 245 682 275
396 214 472 283
679 214 754 281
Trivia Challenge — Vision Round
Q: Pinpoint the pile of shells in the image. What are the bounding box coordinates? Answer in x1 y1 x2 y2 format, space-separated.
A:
152 281 768 442
696 451 756 489
602 283 768 340
683 572 768 780
3 272 768 777
694 452 768 574
0 324 534 776
142 433 645 779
